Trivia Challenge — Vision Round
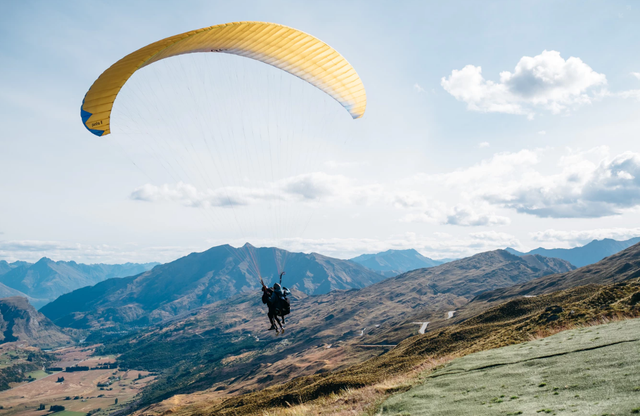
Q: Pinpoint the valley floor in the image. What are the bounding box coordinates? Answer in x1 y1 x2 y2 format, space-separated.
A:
380 317 640 415
0 346 155 416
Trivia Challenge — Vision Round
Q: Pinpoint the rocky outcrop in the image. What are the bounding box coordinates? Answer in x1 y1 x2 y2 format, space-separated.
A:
0 297 73 348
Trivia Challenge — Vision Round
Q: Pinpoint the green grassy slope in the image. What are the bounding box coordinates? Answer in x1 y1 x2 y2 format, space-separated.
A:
381 318 640 415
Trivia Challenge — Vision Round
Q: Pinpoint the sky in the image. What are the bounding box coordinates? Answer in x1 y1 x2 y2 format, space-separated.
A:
1 0 640 264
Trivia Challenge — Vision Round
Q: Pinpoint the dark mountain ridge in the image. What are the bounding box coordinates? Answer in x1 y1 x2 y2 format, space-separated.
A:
506 237 640 268
478 241 640 303
350 249 443 277
41 244 385 329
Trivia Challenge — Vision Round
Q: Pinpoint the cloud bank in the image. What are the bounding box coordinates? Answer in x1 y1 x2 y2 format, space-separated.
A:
481 150 640 218
420 147 640 219
131 173 382 208
131 147 640 225
0 240 195 264
133 173 508 228
1 231 523 264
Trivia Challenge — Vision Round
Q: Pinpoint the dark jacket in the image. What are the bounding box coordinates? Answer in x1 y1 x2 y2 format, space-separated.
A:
262 286 273 305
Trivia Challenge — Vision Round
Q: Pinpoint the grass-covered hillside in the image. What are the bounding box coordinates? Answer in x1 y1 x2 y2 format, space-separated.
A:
381 317 640 415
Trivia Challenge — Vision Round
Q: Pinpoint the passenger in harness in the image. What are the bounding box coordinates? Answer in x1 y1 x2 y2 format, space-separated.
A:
261 272 291 333
270 282 291 315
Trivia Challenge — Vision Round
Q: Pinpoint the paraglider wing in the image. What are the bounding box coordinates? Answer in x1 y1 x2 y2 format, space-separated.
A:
80 21 367 136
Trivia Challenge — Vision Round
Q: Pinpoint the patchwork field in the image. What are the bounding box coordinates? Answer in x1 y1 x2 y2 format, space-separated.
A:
0 346 154 416
380 318 640 415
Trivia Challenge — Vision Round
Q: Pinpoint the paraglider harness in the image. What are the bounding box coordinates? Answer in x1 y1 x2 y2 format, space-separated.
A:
262 272 291 318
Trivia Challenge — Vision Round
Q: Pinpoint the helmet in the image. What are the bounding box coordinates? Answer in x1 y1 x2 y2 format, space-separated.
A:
273 283 282 293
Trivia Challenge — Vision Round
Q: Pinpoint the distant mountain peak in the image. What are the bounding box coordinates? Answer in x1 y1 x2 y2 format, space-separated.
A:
505 237 640 268
350 248 444 277
35 257 54 264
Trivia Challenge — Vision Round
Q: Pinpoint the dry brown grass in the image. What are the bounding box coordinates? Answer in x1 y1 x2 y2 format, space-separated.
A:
525 312 635 341
254 356 454 416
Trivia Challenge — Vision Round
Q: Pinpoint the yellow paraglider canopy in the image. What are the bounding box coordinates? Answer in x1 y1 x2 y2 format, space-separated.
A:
81 21 367 136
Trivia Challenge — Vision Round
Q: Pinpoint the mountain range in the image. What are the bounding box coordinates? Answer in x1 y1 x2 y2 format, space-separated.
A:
350 249 444 277
88 249 573 406
506 237 640 267
3 237 636 312
40 244 386 329
0 258 158 308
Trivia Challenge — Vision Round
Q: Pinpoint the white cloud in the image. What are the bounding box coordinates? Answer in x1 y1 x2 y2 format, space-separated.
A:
618 89 640 100
391 191 509 227
0 240 194 264
538 130 547 135
414 83 426 93
0 240 79 253
445 205 511 226
631 72 640 81
426 149 541 187
441 50 607 117
530 227 640 247
478 141 490 148
131 182 280 207
390 190 435 210
399 203 510 227
131 173 384 208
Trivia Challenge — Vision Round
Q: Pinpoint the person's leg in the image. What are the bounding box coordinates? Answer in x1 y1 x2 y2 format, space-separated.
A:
268 311 276 330
274 314 283 332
